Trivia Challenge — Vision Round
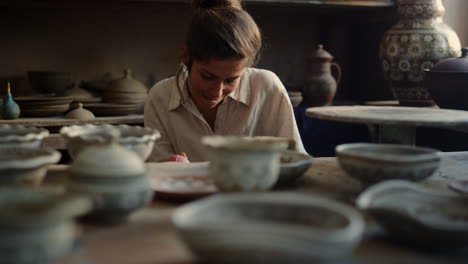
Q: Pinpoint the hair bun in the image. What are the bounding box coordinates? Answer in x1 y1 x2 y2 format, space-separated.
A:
192 0 242 10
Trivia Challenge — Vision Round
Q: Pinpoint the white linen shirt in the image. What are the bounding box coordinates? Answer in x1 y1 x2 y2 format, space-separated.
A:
144 67 306 162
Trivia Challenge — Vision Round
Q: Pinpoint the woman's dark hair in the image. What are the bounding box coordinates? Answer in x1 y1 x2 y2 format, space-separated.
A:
176 0 262 102
186 0 262 66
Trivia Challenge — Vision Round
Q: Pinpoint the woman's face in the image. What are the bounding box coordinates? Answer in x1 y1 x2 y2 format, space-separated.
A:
187 57 248 109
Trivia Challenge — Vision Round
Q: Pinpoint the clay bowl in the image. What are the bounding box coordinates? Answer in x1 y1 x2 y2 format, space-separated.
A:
201 136 289 192
0 186 91 264
27 71 72 95
276 150 314 187
357 180 468 246
424 70 468 110
0 147 61 185
0 125 49 148
336 143 441 186
173 192 364 263
60 124 160 161
287 91 303 107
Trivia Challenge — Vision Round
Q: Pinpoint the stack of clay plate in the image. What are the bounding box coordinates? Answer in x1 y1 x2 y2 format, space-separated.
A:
15 96 73 117
83 103 141 116
102 69 147 106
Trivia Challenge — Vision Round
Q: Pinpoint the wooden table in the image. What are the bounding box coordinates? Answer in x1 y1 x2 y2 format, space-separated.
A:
47 152 468 264
306 106 468 145
0 115 144 149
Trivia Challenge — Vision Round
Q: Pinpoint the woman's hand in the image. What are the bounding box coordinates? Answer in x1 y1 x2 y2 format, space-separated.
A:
168 152 190 163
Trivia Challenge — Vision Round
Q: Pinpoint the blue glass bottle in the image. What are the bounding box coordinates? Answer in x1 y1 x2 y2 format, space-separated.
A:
2 82 21 120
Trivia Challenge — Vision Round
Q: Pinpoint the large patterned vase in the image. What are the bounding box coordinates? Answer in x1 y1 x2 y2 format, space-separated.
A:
379 0 461 106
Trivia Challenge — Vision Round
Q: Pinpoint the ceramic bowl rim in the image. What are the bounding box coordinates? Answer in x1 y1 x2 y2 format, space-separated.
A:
60 124 161 144
201 136 289 152
0 147 61 170
173 192 364 241
335 143 440 163
280 149 314 169
0 125 49 142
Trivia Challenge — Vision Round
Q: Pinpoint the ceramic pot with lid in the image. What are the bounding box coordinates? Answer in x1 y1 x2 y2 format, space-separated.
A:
103 69 147 105
65 134 154 224
425 47 468 110
303 44 341 107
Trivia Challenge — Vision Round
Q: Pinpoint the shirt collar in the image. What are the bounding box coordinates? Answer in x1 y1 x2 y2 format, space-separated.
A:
168 68 251 111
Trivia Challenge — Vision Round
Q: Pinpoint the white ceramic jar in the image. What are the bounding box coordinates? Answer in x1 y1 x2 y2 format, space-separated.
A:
201 136 289 192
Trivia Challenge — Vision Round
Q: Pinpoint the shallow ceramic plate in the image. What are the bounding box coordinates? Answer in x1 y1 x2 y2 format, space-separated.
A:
148 162 216 202
357 180 468 246
448 180 468 194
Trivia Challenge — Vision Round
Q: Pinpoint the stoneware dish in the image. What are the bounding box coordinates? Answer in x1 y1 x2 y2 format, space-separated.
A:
287 91 303 107
336 143 441 186
0 147 61 185
0 186 92 264
276 150 314 187
60 124 160 161
357 180 468 246
66 136 154 224
201 136 289 191
0 125 49 148
173 192 365 263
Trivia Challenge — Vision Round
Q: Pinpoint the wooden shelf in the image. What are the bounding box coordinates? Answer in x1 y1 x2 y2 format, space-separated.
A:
0 115 143 127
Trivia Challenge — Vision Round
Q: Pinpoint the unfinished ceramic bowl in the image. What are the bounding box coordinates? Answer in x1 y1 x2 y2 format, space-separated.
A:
66 136 154 224
201 136 289 191
336 143 440 186
0 125 49 148
0 186 91 264
173 192 364 263
357 180 468 246
276 150 314 187
60 124 160 161
0 147 61 185
64 103 95 120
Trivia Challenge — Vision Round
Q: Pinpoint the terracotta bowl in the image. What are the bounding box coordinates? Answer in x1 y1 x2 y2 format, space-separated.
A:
424 70 468 110
0 147 61 185
336 143 440 186
60 124 160 161
0 125 49 148
173 192 364 263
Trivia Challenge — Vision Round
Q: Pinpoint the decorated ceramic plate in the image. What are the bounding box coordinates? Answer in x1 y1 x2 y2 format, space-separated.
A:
148 162 217 202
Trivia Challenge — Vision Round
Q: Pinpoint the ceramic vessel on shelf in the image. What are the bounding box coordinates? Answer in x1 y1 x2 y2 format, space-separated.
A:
0 146 61 185
287 91 303 107
0 125 49 148
2 83 20 120
27 71 72 95
336 143 440 186
60 124 160 161
303 44 341 107
201 136 289 191
0 186 91 264
66 134 154 224
61 82 95 102
276 149 314 187
357 180 468 246
425 47 468 110
173 192 364 263
379 0 461 106
65 103 95 120
103 69 147 105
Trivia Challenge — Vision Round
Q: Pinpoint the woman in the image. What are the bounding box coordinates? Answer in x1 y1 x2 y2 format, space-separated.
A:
144 0 306 162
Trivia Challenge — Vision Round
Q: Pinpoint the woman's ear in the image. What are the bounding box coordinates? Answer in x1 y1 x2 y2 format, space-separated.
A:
180 45 190 65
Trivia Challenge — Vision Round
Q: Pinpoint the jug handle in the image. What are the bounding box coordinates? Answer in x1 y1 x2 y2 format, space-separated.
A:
331 62 342 86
